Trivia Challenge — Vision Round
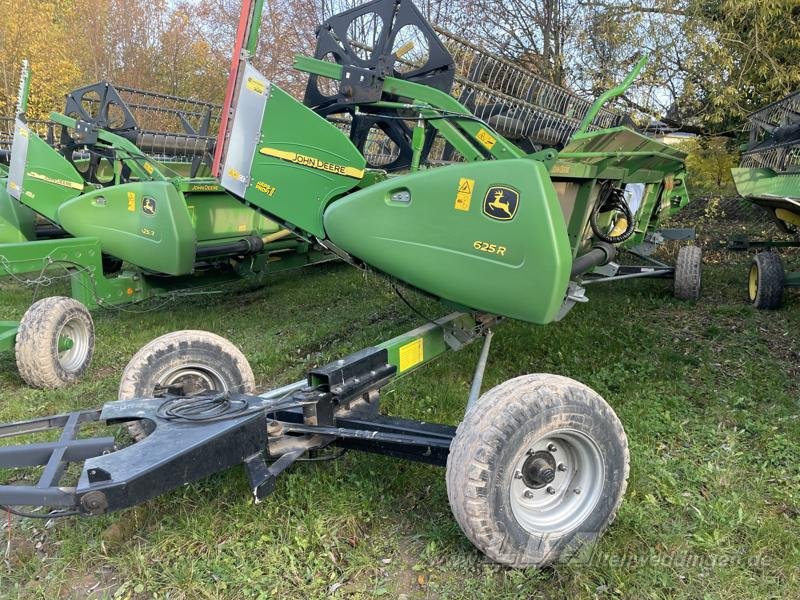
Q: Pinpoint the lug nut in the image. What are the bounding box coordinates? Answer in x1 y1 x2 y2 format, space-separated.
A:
574 488 582 495
547 443 557 452
514 470 523 479
546 486 556 495
523 490 534 499
557 463 567 471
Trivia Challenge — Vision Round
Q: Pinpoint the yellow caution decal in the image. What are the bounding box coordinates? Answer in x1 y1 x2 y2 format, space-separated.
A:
475 128 497 150
398 338 424 372
246 76 267 95
454 177 474 211
259 147 364 179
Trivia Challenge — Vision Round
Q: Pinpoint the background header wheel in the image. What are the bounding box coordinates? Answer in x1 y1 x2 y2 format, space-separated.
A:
749 252 784 310
15 296 94 389
674 245 702 300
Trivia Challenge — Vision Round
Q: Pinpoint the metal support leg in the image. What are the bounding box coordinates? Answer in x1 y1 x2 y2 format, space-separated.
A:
467 330 493 411
245 448 305 502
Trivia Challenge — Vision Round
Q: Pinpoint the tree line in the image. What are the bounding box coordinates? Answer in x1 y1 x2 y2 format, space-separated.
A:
0 0 797 138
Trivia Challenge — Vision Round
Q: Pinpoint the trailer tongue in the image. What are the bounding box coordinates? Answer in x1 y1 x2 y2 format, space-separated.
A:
0 313 472 515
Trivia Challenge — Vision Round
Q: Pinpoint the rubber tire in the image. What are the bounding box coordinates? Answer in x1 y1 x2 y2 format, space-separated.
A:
673 245 702 300
15 296 94 389
118 330 256 440
446 374 629 567
749 252 784 310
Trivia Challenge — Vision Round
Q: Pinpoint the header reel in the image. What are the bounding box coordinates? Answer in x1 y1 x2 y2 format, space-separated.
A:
60 82 221 181
303 0 628 170
740 89 800 173
304 0 455 171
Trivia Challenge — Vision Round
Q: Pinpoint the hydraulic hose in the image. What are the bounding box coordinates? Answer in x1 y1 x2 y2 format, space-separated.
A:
570 242 617 278
194 235 264 259
590 182 636 244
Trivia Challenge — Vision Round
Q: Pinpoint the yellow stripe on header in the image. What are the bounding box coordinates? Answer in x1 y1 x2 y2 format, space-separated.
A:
26 171 83 191
259 147 365 179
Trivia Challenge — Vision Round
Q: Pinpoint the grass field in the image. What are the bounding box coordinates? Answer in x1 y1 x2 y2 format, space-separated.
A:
1 202 799 599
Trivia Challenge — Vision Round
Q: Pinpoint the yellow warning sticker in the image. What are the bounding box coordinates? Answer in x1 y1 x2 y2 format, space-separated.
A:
127 191 136 212
454 177 474 211
398 338 424 372
143 161 154 175
476 128 497 150
246 76 267 95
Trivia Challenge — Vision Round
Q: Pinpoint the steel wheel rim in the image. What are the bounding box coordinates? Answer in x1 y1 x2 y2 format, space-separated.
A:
57 318 91 372
509 429 604 535
157 364 228 396
748 264 758 301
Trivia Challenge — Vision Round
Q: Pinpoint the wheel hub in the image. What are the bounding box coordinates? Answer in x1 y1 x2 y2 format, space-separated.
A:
748 264 758 301
521 451 556 488
509 430 605 535
156 365 227 396
57 317 91 372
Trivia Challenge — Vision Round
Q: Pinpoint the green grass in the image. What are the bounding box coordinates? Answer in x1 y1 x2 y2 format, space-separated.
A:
1 222 799 599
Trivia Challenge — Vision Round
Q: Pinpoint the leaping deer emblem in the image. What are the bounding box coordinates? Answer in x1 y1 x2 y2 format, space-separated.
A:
488 189 514 218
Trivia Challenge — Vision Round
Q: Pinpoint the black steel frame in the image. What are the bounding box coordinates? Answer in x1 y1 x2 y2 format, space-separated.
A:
0 345 458 516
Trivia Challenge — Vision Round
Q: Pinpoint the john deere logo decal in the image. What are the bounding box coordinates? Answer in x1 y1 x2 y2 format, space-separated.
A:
483 186 519 221
142 197 157 216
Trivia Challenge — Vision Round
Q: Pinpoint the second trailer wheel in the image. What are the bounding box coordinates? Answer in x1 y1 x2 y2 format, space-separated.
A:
118 330 256 440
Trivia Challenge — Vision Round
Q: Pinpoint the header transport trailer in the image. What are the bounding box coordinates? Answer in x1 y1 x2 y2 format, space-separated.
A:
0 0 698 567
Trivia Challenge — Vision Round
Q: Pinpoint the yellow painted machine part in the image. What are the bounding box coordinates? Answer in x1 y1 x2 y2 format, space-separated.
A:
749 264 758 301
775 208 800 228
263 229 293 243
608 216 629 238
